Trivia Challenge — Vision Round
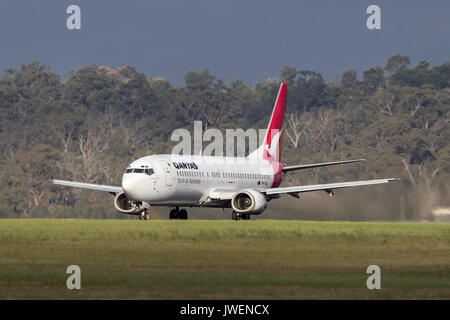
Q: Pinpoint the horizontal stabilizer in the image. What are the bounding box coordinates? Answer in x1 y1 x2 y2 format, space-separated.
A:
282 159 366 172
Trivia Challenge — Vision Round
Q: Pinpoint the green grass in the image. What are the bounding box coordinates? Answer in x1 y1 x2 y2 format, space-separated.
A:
0 219 449 299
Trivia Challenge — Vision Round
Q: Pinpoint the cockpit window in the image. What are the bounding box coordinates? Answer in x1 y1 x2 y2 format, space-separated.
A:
125 168 154 175
144 168 154 176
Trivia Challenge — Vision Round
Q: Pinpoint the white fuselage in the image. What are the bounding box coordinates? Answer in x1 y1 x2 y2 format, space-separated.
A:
122 154 278 206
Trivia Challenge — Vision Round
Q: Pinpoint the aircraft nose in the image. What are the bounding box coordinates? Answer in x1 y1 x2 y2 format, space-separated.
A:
122 174 143 200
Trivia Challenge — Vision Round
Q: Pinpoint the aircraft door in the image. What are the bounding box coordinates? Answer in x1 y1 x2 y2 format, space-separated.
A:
160 161 173 186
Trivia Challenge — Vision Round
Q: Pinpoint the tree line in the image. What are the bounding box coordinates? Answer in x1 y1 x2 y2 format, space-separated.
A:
0 54 448 220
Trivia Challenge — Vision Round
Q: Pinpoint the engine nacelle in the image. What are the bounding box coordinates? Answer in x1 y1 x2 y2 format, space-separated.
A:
114 192 142 214
231 189 267 215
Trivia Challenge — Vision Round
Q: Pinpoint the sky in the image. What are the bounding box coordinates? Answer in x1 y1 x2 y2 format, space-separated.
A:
0 0 449 86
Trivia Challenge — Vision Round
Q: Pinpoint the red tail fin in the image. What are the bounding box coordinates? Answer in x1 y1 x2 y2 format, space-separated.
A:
262 83 287 162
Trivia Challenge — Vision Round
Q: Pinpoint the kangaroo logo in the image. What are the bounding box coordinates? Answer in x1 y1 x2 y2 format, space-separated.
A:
264 128 283 158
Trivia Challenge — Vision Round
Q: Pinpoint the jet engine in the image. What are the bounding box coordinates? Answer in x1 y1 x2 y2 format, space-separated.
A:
231 189 267 215
114 192 143 214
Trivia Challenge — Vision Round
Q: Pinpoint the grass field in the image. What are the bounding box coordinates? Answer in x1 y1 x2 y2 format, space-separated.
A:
0 219 449 299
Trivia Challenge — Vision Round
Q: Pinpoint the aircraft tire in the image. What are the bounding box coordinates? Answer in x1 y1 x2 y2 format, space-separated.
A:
241 214 250 220
169 209 178 220
232 211 241 221
179 209 188 220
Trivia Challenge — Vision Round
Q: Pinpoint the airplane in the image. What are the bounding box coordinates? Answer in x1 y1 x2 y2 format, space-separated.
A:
52 83 399 220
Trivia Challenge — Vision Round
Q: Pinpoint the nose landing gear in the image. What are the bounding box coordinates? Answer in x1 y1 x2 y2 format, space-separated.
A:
169 207 188 220
139 209 150 220
232 212 251 220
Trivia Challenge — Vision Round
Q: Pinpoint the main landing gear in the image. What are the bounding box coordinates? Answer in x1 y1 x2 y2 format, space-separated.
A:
169 207 188 220
232 212 251 221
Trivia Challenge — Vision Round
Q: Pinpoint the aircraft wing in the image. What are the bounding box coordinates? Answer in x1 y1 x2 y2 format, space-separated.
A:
282 159 366 172
52 179 123 194
264 178 399 196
